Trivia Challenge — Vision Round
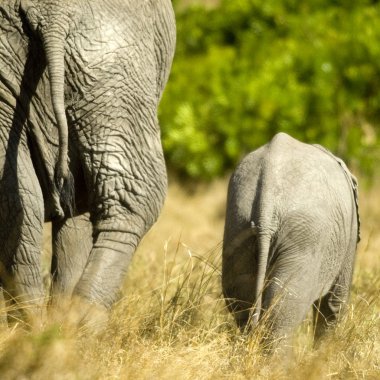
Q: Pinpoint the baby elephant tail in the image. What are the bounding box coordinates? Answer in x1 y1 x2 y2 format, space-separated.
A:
251 229 271 326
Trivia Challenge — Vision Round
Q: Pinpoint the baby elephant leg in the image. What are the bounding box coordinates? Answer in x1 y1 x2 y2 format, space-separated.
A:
222 235 256 330
313 265 354 340
261 258 318 350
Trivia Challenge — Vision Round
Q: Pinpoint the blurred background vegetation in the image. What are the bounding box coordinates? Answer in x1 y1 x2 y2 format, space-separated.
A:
159 0 380 180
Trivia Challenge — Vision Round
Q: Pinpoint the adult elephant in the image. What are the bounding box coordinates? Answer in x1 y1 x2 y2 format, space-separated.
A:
222 133 360 348
0 0 175 324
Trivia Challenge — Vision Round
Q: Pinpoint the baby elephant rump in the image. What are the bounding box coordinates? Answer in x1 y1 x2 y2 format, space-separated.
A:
222 132 360 346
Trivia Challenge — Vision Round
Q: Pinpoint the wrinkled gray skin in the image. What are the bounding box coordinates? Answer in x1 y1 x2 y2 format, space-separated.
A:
223 133 359 347
0 0 175 323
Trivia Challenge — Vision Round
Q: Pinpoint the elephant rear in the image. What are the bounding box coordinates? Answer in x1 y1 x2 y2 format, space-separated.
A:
222 133 359 343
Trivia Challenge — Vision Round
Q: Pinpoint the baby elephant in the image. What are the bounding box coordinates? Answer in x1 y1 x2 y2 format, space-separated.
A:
222 132 360 346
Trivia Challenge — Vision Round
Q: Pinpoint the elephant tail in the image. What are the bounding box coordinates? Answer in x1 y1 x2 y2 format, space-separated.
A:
42 30 74 217
251 230 271 326
20 0 74 217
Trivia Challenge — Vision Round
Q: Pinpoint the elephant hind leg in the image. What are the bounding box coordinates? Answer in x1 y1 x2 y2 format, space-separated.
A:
0 149 45 326
72 118 168 309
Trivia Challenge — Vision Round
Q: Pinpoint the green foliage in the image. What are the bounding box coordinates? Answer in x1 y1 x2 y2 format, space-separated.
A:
159 0 380 179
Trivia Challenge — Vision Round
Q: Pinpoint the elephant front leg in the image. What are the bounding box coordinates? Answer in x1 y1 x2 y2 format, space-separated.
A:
50 213 93 303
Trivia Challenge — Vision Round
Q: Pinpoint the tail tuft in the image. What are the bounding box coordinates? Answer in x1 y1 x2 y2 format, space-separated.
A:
55 171 75 218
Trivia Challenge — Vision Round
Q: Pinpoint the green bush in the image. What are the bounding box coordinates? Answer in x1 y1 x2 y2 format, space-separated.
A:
159 0 380 179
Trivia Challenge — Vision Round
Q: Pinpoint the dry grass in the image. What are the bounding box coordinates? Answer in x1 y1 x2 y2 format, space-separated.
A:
0 177 379 379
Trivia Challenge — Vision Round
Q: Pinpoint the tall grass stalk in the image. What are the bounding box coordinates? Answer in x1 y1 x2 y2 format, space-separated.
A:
0 179 378 379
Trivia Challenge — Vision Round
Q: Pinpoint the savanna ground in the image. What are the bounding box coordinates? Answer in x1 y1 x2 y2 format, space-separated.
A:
0 176 379 379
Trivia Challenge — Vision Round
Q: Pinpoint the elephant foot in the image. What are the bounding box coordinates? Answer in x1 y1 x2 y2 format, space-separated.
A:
49 296 109 334
71 296 109 334
5 305 47 331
